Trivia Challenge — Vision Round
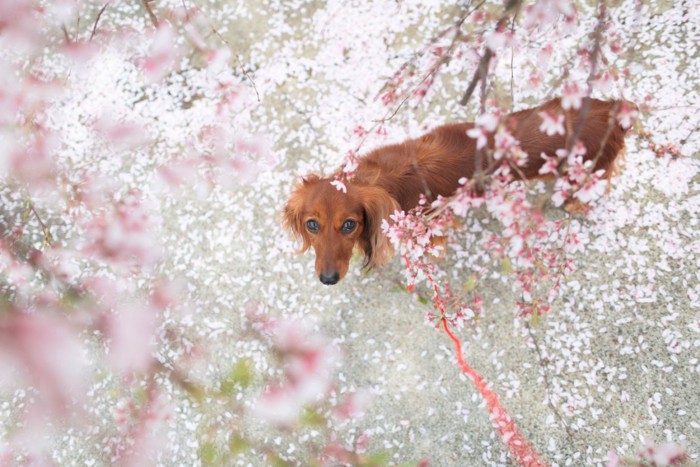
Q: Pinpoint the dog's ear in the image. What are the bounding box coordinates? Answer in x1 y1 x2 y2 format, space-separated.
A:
284 175 320 252
356 185 400 270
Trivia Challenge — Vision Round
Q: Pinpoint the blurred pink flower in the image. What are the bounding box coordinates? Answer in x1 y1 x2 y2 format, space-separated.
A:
0 312 87 417
594 71 614 92
606 451 621 467
107 303 157 375
0 0 43 49
484 29 514 52
638 439 687 466
617 100 639 129
561 82 583 110
333 390 371 421
537 44 553 69
142 23 180 82
8 133 58 191
93 114 148 150
84 195 161 267
608 440 688 467
254 384 303 426
524 0 575 30
114 390 172 466
253 320 341 426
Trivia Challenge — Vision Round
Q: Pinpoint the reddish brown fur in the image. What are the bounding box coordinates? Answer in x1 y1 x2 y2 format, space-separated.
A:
285 97 631 285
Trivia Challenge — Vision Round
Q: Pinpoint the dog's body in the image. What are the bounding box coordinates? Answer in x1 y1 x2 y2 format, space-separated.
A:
285 97 631 285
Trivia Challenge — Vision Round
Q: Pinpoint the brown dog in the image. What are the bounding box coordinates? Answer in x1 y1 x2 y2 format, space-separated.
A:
285 97 631 285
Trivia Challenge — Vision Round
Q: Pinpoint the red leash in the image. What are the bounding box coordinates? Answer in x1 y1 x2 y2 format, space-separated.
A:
441 318 548 466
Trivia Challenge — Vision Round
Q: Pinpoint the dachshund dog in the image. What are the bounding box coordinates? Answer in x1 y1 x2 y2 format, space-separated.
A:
285 97 632 285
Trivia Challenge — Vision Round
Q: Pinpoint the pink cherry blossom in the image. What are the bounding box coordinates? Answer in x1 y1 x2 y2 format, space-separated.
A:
572 171 606 203
537 44 554 69
538 111 565 136
106 303 157 375
142 23 180 83
83 194 161 267
617 100 639 129
331 179 347 193
0 313 87 417
538 152 560 176
561 82 584 110
467 112 500 149
484 29 514 52
253 320 341 426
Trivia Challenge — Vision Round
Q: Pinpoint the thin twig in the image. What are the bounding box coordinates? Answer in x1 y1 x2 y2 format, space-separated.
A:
90 2 111 41
140 0 159 28
526 323 573 438
381 0 487 94
509 12 518 112
181 0 191 22
28 201 54 246
205 31 260 102
680 123 699 149
460 0 522 107
337 1 488 181
373 0 486 123
61 25 72 43
565 0 607 154
460 48 491 107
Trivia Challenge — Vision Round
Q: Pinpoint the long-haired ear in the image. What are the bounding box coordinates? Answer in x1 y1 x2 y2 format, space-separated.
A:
356 185 399 270
284 175 319 253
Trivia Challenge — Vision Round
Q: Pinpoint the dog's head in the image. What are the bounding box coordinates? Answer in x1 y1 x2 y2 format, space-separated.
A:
284 176 398 285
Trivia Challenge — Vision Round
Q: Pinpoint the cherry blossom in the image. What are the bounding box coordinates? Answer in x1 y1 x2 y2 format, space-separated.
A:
142 23 181 83
538 111 566 136
253 320 341 426
467 111 501 149
561 82 584 110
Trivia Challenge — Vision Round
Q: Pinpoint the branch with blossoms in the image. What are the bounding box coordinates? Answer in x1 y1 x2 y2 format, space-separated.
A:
0 1 273 464
459 0 522 107
334 0 506 183
356 0 671 464
152 314 376 466
370 0 649 311
1 1 392 464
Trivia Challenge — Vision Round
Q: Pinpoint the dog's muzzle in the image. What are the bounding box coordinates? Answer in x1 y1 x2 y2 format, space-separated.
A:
319 271 339 285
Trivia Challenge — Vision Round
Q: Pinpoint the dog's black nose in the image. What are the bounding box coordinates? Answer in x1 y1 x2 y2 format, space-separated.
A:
319 272 340 285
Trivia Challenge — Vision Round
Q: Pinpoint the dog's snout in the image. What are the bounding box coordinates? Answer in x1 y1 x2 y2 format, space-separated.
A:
319 271 340 285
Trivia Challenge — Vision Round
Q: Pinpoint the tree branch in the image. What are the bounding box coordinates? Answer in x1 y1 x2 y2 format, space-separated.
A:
459 0 521 107
565 0 607 154
89 2 111 41
28 201 54 247
140 0 159 28
526 323 573 438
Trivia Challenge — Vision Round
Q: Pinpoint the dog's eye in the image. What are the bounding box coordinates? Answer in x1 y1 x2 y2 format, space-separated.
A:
341 220 357 233
306 219 320 233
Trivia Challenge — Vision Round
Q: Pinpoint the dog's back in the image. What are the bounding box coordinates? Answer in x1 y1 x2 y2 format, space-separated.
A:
354 123 478 210
508 98 629 180
353 97 631 210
